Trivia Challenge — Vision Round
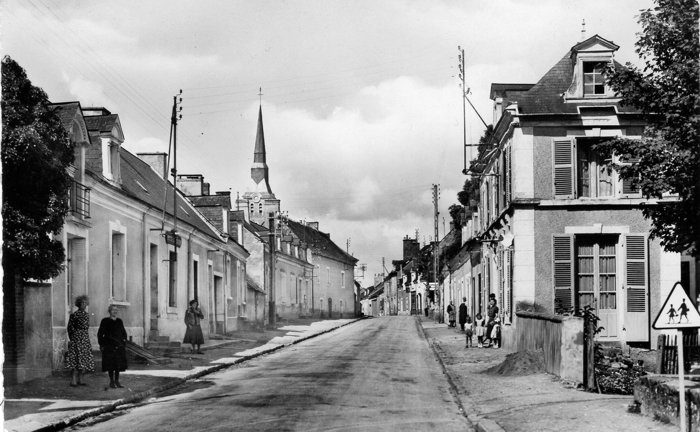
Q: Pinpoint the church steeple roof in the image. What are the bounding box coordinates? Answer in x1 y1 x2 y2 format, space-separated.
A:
254 105 266 164
251 104 272 193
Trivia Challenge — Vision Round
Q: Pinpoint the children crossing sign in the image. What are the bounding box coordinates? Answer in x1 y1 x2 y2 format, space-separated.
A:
652 282 700 330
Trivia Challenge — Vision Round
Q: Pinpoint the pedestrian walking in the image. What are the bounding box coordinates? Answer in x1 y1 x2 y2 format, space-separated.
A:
465 315 473 348
97 305 128 389
458 298 468 331
65 295 95 387
475 313 486 347
447 301 456 327
184 299 205 353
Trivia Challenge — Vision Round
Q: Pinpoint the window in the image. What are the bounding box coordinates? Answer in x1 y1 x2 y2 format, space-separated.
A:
341 271 345 289
583 62 606 95
169 251 177 307
553 233 648 341
553 138 640 199
258 203 263 213
577 139 613 198
193 259 199 301
575 236 617 310
111 232 126 300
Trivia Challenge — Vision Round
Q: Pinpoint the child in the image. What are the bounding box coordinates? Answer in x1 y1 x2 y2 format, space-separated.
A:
464 315 473 348
491 317 501 349
474 313 486 348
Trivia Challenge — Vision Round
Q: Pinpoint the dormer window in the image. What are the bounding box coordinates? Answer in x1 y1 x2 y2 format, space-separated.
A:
583 62 606 96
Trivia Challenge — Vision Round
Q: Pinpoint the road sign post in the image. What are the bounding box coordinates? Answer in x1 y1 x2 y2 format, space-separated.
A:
652 282 700 432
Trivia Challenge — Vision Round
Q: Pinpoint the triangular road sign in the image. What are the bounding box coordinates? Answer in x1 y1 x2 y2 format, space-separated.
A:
652 282 700 330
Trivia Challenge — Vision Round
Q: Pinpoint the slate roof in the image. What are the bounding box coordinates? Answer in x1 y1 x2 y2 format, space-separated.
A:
188 194 231 208
508 36 636 115
84 114 119 133
48 102 82 130
246 275 266 294
286 219 358 265
114 150 224 240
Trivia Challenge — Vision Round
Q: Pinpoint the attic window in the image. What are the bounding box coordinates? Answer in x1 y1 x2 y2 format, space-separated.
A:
583 62 606 95
135 180 148 193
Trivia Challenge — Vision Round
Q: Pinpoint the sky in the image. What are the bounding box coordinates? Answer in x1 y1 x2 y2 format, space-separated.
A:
2 0 653 287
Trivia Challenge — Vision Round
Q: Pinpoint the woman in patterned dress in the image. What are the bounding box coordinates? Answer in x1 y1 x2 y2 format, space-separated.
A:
65 295 95 387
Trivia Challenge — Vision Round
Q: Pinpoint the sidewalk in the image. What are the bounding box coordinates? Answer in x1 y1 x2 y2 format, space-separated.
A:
3 318 359 432
418 316 675 432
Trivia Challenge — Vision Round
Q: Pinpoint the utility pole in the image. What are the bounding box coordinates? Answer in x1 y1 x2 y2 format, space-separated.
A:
164 90 183 254
432 183 441 322
268 212 276 327
346 238 350 254
458 46 468 175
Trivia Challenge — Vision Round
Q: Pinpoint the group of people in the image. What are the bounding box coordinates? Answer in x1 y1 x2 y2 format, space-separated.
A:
446 294 501 348
64 296 205 388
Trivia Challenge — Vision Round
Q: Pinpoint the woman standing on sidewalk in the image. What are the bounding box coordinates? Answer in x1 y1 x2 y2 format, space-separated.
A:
184 299 205 354
98 305 128 389
65 295 95 387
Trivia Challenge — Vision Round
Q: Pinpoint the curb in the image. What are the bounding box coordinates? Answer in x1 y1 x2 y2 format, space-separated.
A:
35 318 363 432
416 317 506 432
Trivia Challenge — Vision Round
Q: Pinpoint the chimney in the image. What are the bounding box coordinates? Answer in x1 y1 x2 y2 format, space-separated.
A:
138 152 168 179
307 221 319 230
202 182 210 196
493 97 503 125
403 236 420 261
176 174 205 196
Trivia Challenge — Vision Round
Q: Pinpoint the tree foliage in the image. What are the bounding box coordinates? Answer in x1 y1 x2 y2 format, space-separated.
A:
451 125 493 229
597 0 699 256
2 56 73 279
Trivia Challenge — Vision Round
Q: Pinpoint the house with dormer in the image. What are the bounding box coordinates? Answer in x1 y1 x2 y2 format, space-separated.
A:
7 102 249 383
469 34 681 350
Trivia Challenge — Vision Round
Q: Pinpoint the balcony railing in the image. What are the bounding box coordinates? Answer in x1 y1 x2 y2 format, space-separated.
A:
69 180 91 219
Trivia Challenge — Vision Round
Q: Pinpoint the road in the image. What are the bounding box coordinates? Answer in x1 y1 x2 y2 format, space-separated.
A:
69 316 471 431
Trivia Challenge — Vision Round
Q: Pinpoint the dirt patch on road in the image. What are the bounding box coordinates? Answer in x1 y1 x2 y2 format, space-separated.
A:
484 350 545 376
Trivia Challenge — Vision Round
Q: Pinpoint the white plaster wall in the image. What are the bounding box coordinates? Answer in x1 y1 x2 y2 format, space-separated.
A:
512 127 534 199
513 208 536 306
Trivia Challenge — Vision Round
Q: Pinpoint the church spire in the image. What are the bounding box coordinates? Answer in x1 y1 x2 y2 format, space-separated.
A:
251 102 272 193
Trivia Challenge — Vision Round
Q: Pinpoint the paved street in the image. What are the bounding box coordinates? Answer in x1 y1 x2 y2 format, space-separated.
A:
67 316 471 431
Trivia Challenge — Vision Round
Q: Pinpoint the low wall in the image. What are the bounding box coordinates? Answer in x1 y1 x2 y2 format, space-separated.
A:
510 311 584 382
635 375 700 431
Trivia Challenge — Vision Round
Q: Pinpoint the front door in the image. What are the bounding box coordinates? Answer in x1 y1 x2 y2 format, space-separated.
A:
149 244 158 339
575 235 618 338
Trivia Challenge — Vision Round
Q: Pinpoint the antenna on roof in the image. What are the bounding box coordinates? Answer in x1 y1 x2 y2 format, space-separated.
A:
258 87 263 106
581 19 586 41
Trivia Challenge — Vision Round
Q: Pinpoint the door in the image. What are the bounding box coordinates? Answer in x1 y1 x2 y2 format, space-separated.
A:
149 245 159 338
575 235 618 338
328 298 332 318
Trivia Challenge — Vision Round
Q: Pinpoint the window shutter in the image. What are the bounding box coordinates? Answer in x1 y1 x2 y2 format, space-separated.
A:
553 234 574 313
505 146 512 205
553 139 575 199
624 234 649 342
620 157 641 196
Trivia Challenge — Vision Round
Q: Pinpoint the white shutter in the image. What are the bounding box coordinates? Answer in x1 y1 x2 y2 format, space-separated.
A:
553 234 574 313
553 139 575 199
625 234 649 342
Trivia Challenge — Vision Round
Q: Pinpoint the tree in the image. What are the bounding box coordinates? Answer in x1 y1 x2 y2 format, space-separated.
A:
2 56 73 280
451 125 493 228
597 0 699 256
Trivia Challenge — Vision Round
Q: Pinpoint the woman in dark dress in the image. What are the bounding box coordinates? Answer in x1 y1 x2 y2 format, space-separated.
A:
183 299 205 354
98 304 128 388
65 295 95 386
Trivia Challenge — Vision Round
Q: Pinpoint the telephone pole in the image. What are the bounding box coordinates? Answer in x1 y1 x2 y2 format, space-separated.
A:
432 183 441 322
